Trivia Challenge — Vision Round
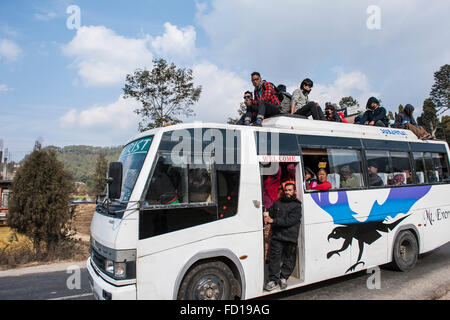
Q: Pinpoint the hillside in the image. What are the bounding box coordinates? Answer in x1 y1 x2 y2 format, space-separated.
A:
44 145 123 183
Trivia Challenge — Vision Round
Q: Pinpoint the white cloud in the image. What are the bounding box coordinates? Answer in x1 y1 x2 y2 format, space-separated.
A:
308 69 380 109
63 23 198 87
0 83 12 92
59 95 141 142
34 11 57 21
0 38 22 62
150 22 196 60
191 62 248 122
63 26 154 86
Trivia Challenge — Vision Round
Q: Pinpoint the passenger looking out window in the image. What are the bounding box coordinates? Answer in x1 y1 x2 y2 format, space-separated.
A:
310 169 332 191
367 161 384 187
340 165 360 189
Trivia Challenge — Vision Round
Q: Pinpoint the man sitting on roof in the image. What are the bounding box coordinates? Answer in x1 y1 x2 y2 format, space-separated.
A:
244 72 281 126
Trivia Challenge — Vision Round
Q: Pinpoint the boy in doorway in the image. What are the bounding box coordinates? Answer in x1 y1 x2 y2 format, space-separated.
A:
264 183 302 291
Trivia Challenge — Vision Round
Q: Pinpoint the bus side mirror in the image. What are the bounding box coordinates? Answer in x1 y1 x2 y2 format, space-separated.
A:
107 162 123 200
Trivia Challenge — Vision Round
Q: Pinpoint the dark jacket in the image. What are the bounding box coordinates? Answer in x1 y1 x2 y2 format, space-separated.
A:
325 104 342 122
360 106 389 126
269 196 302 243
393 104 417 128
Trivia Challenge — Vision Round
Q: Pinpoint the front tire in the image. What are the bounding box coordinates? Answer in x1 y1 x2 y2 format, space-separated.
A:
391 230 418 271
177 261 238 300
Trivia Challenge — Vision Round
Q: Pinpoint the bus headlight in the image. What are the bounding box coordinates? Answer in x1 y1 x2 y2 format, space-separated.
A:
105 260 127 279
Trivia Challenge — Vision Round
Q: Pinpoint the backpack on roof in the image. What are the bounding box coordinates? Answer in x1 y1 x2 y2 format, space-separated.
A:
272 84 292 114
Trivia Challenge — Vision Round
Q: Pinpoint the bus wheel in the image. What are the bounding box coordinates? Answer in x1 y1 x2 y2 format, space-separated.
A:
391 230 418 272
178 261 236 300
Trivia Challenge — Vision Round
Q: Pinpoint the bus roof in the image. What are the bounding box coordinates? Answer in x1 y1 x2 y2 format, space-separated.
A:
125 116 448 147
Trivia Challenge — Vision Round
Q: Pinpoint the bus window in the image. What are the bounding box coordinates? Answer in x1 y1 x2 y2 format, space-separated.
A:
144 154 214 205
328 149 364 189
388 151 412 185
365 150 390 187
413 152 426 184
432 153 450 182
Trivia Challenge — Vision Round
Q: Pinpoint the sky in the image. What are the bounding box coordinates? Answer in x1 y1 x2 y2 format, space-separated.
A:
0 0 449 161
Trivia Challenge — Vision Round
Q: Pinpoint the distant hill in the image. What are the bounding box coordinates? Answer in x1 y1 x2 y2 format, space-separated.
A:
44 145 123 183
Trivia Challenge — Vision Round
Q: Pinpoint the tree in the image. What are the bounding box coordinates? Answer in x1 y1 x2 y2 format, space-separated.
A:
339 96 359 109
123 58 202 131
417 98 439 136
8 142 75 257
439 115 450 145
430 64 450 115
90 153 108 196
227 102 246 124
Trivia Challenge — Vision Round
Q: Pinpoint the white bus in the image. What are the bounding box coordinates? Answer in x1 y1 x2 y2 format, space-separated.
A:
87 116 450 300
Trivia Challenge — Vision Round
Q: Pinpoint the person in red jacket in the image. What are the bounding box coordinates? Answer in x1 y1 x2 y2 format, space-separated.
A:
310 168 331 191
244 72 280 126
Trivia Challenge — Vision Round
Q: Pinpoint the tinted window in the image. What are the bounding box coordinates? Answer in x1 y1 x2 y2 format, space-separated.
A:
365 150 390 187
388 151 412 185
328 149 364 189
256 132 300 155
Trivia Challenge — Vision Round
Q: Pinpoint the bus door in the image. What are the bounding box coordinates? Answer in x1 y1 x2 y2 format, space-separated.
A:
258 155 305 283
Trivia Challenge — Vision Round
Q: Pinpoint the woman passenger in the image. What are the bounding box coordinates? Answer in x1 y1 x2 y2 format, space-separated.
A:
310 168 332 191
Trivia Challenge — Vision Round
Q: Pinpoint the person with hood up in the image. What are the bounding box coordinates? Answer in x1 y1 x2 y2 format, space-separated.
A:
359 97 389 127
393 104 431 139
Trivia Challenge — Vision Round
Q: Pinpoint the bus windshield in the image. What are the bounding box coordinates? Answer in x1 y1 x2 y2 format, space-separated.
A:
118 136 153 203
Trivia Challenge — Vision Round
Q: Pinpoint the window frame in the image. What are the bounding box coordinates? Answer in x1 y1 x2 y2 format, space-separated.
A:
300 146 367 192
140 151 218 211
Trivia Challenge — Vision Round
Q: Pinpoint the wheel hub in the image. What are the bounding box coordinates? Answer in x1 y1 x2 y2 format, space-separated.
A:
194 275 223 300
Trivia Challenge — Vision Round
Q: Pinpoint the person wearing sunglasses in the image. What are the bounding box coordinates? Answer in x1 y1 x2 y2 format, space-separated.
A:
235 91 255 125
244 72 281 126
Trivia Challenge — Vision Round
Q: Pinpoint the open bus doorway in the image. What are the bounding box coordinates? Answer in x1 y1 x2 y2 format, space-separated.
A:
258 157 305 290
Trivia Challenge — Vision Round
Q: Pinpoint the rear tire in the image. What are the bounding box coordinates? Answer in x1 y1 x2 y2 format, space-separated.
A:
391 230 418 271
177 261 238 300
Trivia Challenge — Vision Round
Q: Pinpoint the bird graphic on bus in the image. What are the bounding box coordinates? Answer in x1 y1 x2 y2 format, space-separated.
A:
311 186 432 273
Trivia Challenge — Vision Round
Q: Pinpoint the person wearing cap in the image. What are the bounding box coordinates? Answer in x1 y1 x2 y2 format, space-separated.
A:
368 162 384 186
290 78 325 120
359 97 389 127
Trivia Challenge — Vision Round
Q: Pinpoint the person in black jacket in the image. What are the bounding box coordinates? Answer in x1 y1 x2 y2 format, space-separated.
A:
324 102 342 122
359 97 389 127
264 183 302 291
393 104 431 139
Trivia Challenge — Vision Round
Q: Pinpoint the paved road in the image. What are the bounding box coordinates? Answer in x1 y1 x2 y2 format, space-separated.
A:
0 242 448 300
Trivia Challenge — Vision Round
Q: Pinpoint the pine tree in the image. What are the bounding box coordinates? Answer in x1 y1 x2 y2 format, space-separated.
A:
417 98 439 136
430 64 450 115
8 142 75 258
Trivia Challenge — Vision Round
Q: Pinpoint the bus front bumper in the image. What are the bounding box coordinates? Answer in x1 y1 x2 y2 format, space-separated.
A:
86 257 136 300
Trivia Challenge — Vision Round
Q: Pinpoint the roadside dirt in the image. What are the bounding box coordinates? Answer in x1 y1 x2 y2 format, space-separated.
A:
72 203 95 241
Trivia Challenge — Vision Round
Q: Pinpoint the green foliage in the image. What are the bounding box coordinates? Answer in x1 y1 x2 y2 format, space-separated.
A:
8 146 75 256
123 58 202 131
417 98 439 134
430 64 449 115
90 153 108 196
339 96 360 109
43 145 122 185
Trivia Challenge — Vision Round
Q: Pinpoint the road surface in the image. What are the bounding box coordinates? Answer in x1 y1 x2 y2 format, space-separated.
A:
0 242 448 300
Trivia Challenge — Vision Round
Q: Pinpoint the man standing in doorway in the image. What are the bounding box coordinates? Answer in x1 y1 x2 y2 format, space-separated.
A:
264 183 302 291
